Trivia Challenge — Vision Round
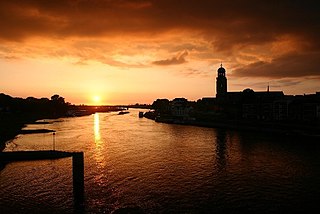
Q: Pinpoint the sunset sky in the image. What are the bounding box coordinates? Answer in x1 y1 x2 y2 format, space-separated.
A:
1 0 319 105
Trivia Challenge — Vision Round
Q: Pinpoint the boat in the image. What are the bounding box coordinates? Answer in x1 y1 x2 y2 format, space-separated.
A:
138 112 144 118
118 111 129 115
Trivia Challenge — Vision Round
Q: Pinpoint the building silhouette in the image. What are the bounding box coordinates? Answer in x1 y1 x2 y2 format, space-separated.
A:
212 64 320 122
216 64 227 98
150 64 320 135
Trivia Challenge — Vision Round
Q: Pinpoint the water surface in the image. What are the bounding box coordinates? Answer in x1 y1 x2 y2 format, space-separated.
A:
1 109 319 213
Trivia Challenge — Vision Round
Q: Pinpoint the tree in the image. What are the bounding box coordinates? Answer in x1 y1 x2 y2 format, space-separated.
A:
51 94 65 104
50 94 67 116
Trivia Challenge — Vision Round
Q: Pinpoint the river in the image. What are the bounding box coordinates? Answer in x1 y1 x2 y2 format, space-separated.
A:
1 109 320 213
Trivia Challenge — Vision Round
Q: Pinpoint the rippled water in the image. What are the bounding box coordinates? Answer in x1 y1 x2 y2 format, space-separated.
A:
1 109 320 213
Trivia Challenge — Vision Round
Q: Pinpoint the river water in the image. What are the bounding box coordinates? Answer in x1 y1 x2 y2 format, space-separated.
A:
1 109 319 213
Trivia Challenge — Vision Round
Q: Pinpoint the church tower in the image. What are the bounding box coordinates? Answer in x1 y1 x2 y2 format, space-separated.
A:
216 64 227 97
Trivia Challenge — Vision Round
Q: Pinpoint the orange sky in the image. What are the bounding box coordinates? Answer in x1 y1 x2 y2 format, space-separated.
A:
1 0 319 105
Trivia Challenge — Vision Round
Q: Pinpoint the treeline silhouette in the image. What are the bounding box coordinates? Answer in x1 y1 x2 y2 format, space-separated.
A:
0 93 69 117
0 93 69 150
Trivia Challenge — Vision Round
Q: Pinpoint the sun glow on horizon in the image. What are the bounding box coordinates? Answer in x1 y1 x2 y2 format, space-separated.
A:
92 95 101 105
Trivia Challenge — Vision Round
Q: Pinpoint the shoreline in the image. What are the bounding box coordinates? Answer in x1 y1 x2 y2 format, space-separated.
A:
0 113 58 152
191 120 320 139
145 114 320 139
0 113 47 170
0 109 122 152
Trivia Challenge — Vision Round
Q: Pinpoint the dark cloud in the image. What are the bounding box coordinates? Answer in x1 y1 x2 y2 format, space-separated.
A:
1 0 319 45
1 0 320 78
233 52 320 78
152 51 188 66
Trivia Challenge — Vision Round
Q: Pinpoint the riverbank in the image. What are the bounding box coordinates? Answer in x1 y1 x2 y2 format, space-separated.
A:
0 107 124 152
189 120 320 138
144 112 320 139
0 112 55 152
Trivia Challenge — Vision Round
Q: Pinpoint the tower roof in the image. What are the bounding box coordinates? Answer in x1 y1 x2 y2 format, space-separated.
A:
218 63 226 73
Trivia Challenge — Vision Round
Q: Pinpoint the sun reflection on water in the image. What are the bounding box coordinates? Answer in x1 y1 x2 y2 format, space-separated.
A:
94 113 101 142
93 113 106 170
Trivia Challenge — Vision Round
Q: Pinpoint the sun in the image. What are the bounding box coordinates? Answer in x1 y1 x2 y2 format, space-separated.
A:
92 95 101 104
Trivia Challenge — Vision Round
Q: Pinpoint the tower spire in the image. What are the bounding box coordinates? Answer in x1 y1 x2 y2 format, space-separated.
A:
267 83 270 92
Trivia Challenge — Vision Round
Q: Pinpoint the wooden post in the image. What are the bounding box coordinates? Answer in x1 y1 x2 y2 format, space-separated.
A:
72 152 84 210
52 133 56 151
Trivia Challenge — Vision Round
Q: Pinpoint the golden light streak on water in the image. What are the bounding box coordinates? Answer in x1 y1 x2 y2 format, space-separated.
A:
94 113 101 142
93 113 106 170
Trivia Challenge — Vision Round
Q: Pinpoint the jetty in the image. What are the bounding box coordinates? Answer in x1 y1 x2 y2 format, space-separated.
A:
0 150 84 209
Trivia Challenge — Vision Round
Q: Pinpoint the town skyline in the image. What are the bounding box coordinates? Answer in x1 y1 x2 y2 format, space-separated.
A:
1 0 319 105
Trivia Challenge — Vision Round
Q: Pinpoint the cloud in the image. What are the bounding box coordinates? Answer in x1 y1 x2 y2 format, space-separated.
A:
233 52 320 78
274 79 301 87
235 78 301 89
152 50 188 66
178 68 210 78
1 1 319 45
0 0 320 80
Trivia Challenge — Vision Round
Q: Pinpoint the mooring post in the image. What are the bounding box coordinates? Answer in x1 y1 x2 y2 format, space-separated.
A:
72 152 84 209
